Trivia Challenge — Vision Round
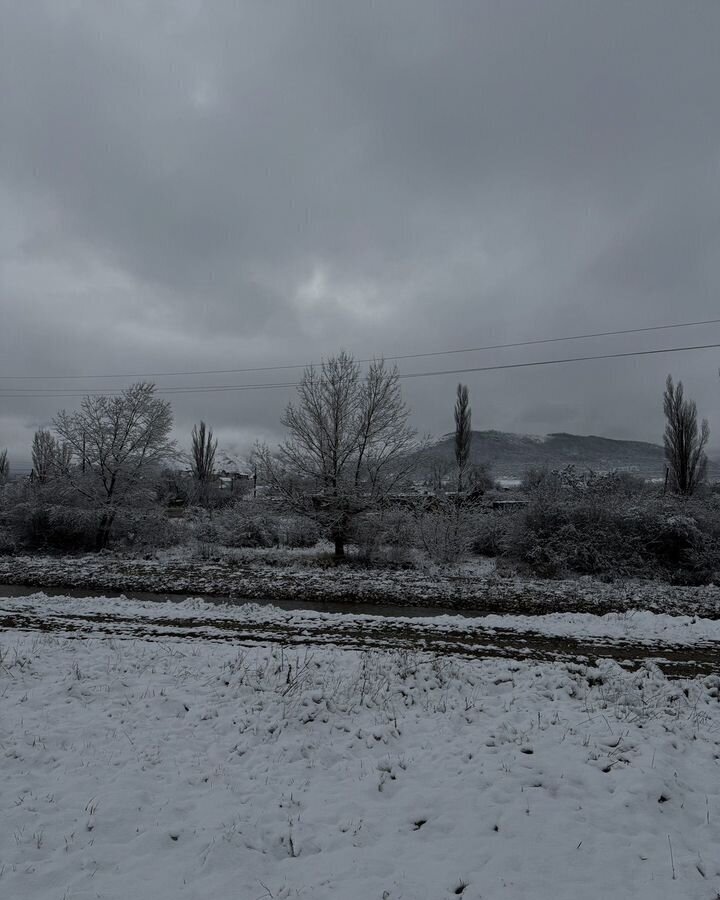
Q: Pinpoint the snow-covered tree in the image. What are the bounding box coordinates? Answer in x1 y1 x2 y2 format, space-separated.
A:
53 382 176 549
190 421 218 505
663 374 709 496
454 383 472 492
256 352 417 556
31 429 71 484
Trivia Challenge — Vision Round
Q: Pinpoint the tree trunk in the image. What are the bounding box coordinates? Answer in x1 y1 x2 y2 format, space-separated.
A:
96 511 115 551
333 534 345 558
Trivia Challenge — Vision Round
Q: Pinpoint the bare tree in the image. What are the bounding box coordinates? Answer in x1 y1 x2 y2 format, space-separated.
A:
32 429 65 484
55 441 73 476
53 382 176 549
663 374 709 496
467 461 493 494
0 449 8 486
454 383 472 492
256 352 417 557
190 421 218 505
426 452 451 493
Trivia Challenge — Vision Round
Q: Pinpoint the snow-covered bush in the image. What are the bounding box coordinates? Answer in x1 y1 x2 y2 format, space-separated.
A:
416 499 480 564
471 509 512 557
277 514 321 549
188 502 319 550
512 481 720 583
0 476 180 553
189 507 276 548
353 508 418 566
5 501 101 552
113 510 180 551
521 465 560 493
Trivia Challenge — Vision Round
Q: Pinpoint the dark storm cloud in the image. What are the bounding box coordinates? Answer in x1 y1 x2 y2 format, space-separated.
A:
2 1 720 465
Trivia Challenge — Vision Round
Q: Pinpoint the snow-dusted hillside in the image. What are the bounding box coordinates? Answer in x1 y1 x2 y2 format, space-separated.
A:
426 429 720 479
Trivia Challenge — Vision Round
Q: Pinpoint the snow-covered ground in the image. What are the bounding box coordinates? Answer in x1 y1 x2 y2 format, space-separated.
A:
4 591 720 649
2 600 720 899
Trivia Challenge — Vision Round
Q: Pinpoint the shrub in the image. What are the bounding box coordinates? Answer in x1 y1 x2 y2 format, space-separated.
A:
5 501 101 551
521 465 554 492
278 515 321 549
187 502 319 550
353 508 418 566
114 510 180 551
512 486 720 584
471 510 511 557
416 499 479 564
0 527 16 555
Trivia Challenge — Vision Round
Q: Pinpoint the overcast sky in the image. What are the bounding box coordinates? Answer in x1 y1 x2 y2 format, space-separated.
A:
2 2 719 468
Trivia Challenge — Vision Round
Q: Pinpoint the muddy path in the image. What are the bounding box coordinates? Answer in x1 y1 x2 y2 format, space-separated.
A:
2 605 719 680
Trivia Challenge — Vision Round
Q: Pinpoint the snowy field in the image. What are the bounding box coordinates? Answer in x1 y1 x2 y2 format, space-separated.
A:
2 602 720 899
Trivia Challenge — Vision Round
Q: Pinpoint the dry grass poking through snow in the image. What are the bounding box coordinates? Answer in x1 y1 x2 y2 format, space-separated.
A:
1 632 720 899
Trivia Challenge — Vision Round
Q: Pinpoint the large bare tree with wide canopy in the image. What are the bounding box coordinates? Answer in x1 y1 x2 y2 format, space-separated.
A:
256 352 417 557
54 382 175 549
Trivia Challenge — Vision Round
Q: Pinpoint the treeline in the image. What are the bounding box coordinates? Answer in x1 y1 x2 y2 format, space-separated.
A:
0 356 717 584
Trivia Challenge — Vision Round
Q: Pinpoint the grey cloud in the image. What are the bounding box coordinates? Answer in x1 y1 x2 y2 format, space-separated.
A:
2 1 720 465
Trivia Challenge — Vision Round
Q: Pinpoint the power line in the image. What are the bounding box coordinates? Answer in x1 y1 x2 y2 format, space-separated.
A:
1 340 718 399
400 341 720 379
0 381 299 396
1 316 719 381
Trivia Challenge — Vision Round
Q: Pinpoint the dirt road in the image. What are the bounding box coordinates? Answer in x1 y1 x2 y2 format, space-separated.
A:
2 601 719 679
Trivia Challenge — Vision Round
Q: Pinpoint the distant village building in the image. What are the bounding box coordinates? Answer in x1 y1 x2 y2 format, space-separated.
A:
216 469 252 492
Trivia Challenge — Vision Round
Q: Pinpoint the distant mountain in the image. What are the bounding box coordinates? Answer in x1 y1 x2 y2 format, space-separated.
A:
427 430 720 480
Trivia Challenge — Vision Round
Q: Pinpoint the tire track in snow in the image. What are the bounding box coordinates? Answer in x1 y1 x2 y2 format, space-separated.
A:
2 606 719 679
